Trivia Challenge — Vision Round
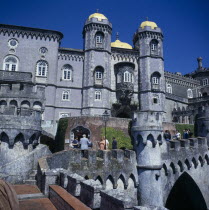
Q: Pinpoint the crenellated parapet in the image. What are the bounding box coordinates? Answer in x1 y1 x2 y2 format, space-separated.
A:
37 149 138 195
165 71 200 88
0 24 63 42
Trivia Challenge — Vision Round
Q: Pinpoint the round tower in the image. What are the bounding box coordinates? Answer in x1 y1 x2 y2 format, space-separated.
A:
131 20 165 207
82 12 112 116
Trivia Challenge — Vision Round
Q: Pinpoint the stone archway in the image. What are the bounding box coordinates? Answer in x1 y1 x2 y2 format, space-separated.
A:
165 172 207 210
70 126 90 140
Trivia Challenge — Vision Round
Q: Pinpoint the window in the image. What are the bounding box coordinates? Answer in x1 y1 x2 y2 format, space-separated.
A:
152 77 159 84
3 56 18 71
8 39 18 48
153 98 158 104
95 32 104 48
124 71 133 82
36 60 48 77
95 90 102 101
203 78 208 86
94 67 104 85
96 35 103 43
59 113 71 118
151 43 157 51
150 39 158 55
166 83 172 94
187 89 193 98
95 71 102 80
62 65 72 80
62 91 70 101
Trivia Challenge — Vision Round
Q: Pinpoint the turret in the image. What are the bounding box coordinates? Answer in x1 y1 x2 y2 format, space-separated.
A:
82 12 112 116
131 20 165 207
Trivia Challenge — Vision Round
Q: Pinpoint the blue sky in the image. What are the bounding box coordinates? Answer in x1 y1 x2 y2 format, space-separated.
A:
1 0 209 74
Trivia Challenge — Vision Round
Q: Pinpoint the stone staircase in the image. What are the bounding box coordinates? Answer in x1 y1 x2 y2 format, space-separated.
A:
24 170 37 185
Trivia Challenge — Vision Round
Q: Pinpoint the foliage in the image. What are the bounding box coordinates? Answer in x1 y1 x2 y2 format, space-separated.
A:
175 124 194 138
55 118 68 152
40 135 56 153
101 127 133 150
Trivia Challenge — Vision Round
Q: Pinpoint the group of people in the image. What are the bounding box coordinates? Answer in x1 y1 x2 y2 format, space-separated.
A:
98 137 117 150
163 129 193 141
70 134 118 150
70 134 92 149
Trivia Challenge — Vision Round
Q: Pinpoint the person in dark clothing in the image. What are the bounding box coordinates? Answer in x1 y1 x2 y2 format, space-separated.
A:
163 130 171 141
72 137 79 148
112 137 117 149
188 129 193 138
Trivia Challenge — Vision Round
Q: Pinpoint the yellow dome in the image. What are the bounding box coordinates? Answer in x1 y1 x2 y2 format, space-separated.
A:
111 39 132 49
88 13 108 21
140 21 158 29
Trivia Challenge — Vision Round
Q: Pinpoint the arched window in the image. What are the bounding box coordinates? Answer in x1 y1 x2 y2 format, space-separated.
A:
187 89 193 98
166 83 172 94
62 65 72 80
3 55 18 71
150 39 158 55
62 90 70 101
202 78 208 86
95 90 102 101
124 71 133 82
36 60 48 77
94 67 104 85
151 72 161 90
95 32 104 48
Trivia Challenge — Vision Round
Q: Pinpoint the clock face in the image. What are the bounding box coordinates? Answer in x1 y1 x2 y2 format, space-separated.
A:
8 39 18 48
40 47 48 54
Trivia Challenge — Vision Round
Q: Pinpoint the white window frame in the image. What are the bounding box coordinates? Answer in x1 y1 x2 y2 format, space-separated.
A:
59 113 71 118
96 34 103 44
62 66 72 80
62 90 70 101
203 78 208 86
124 71 133 83
36 60 48 77
95 71 103 80
151 43 157 51
152 77 159 84
95 90 102 101
187 89 193 98
3 55 18 71
166 83 172 94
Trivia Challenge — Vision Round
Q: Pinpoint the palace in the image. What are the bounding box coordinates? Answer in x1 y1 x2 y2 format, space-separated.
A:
0 12 208 136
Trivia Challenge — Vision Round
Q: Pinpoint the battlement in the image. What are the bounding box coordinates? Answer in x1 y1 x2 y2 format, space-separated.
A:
42 149 136 170
165 137 207 151
165 71 200 86
37 148 138 195
161 137 208 171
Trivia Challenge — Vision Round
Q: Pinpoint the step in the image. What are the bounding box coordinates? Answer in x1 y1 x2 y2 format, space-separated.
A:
24 180 37 185
18 193 46 200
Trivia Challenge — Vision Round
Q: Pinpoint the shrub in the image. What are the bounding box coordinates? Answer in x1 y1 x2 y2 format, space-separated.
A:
55 118 68 152
101 127 133 150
